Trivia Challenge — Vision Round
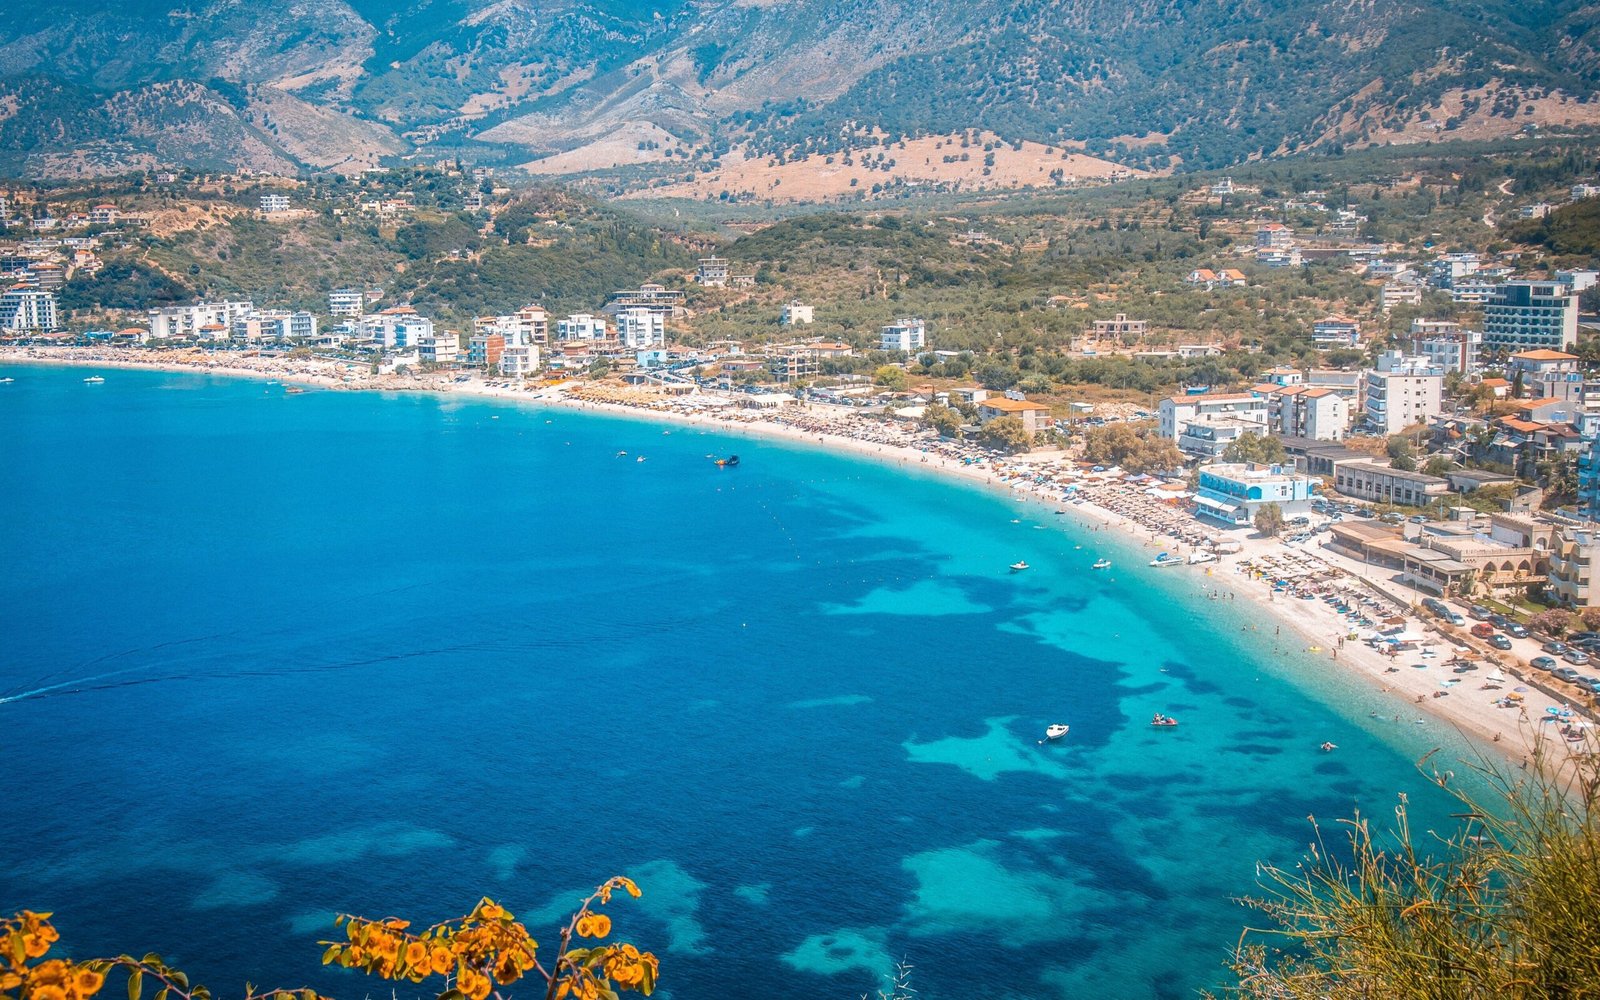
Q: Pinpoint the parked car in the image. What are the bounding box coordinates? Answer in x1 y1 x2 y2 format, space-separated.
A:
1507 623 1531 639
1489 635 1513 651
1569 631 1600 642
1409 514 1429 523
1543 641 1569 655
1564 649 1590 666
1380 512 1406 524
1553 667 1582 682
1471 623 1495 639
1531 656 1558 672
1469 605 1492 621
1488 613 1509 629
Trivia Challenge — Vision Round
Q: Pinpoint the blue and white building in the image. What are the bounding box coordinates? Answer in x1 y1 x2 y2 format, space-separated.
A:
1194 462 1318 528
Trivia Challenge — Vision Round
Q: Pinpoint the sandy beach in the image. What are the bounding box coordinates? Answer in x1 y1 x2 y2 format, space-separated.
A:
7 344 1590 772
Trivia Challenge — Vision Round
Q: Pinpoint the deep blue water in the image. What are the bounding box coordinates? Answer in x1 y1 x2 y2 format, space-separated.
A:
1 365 1485 999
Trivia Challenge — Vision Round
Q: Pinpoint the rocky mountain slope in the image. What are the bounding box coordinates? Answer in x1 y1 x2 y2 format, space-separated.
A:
0 0 1596 180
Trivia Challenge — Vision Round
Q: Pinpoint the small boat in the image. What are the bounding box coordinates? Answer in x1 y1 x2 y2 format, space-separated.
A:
617 451 628 457
83 376 105 384
1151 713 1179 728
1010 561 1030 572
1149 553 1183 568
285 386 306 394
637 455 647 462
715 454 740 468
1319 742 1338 752
0 377 13 383
1187 551 1217 565
1044 724 1070 741
1092 559 1112 570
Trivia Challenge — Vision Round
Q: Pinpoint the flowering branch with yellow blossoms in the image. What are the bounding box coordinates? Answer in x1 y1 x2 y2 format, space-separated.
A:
2 878 657 1000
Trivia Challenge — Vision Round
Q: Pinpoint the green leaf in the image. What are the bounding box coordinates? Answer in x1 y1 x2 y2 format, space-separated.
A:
127 969 143 1000
321 946 340 966
170 972 188 991
154 986 169 1000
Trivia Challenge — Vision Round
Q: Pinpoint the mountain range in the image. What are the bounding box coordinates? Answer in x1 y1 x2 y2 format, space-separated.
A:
1 0 1597 182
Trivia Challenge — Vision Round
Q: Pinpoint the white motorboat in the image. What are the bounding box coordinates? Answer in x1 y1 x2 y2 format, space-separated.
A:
1092 559 1112 570
1149 552 1183 568
83 376 105 384
1044 724 1070 740
1009 560 1029 572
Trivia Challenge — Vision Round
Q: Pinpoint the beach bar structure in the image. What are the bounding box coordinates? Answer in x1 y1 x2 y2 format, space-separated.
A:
1192 462 1317 528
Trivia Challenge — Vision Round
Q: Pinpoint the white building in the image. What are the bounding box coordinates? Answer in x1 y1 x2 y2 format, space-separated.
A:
259 194 291 213
1409 319 1480 374
1194 462 1319 527
556 313 608 341
1268 386 1350 440
499 343 541 378
879 317 926 353
1558 269 1599 294
362 307 435 349
1158 393 1268 441
418 333 460 366
1482 280 1579 353
88 204 120 226
1255 248 1303 268
695 257 730 286
1520 203 1552 219
1311 315 1362 349
781 301 814 325
1572 183 1600 200
615 307 665 349
232 310 318 342
0 288 57 331
1255 223 1294 248
328 288 365 316
474 305 549 351
1381 283 1424 312
147 300 255 340
1364 351 1444 434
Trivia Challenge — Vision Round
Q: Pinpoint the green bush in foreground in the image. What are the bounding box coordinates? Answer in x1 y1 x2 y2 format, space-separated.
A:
1212 738 1600 998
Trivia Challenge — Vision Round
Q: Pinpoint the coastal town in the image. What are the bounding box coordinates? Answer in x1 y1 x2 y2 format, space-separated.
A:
5 156 1600 763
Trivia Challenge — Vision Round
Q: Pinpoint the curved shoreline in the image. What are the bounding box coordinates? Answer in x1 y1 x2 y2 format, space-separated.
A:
3 347 1560 770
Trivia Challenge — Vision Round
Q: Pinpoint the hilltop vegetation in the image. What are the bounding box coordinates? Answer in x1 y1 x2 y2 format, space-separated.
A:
0 0 1597 180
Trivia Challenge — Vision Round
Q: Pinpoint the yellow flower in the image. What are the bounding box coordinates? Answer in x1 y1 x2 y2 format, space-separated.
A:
574 914 609 939
617 878 640 899
492 955 519 986
2 972 23 991
429 949 453 975
403 942 427 970
458 969 491 1000
21 936 49 959
29 963 68 987
478 902 504 920
72 970 105 996
29 984 67 1000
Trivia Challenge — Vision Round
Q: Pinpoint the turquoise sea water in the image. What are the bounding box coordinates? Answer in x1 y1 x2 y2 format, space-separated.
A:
1 366 1488 999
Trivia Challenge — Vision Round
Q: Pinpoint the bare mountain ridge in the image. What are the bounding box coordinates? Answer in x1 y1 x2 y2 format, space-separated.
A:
0 0 1595 180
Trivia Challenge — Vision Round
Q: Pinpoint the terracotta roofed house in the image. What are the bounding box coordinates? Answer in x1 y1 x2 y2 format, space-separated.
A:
976 396 1053 434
